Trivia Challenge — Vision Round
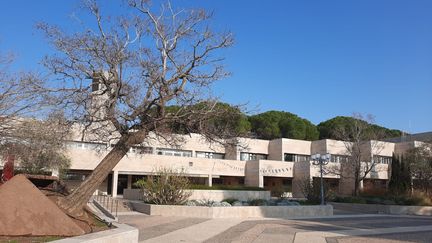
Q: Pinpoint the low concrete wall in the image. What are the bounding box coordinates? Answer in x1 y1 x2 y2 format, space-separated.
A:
188 190 271 201
53 222 138 243
330 202 432 216
123 189 271 202
123 189 142 200
130 201 333 219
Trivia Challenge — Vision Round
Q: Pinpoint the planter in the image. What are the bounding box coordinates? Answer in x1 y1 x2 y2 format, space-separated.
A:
123 188 271 202
130 201 333 219
330 202 432 216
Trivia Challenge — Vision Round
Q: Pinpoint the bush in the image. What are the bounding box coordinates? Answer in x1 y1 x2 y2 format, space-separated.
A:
332 191 432 206
134 167 192 205
248 199 267 206
332 196 367 204
299 178 332 204
189 184 266 191
222 198 239 205
360 188 387 197
270 185 287 198
398 192 432 206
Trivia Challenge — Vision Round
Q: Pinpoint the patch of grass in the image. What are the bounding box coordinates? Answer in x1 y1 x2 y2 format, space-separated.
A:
0 236 63 243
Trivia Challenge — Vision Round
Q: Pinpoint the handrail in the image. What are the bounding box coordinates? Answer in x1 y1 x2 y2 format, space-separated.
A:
93 194 119 218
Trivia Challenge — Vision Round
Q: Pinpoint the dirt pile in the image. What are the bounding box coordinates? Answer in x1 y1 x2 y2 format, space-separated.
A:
0 175 85 236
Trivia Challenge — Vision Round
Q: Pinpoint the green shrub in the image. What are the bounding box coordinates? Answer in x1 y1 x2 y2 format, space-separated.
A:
222 198 239 205
134 167 192 205
298 178 333 204
360 188 387 197
332 191 432 206
248 199 267 206
332 196 367 204
398 192 432 206
364 197 383 204
189 184 266 191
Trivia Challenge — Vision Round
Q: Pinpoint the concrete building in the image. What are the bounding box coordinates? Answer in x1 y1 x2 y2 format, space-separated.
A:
62 130 426 198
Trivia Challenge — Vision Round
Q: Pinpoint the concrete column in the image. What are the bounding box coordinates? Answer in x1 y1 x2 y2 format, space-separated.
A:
127 174 132 189
359 179 364 190
207 174 213 187
112 171 119 198
258 175 264 188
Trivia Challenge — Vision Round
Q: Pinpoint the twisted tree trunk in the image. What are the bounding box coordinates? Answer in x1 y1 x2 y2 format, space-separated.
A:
58 132 145 216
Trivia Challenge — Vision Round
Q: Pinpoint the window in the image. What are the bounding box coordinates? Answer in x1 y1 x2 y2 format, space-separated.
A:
196 151 225 159
156 148 192 157
282 179 292 186
67 141 107 150
63 172 88 181
130 146 153 154
240 152 268 161
330 154 349 163
373 155 392 164
284 153 310 162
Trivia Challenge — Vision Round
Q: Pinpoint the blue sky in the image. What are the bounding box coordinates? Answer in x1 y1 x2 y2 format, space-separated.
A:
1 1 431 133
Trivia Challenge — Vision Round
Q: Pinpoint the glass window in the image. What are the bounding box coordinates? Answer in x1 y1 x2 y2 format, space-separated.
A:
67 141 106 150
130 146 153 154
373 155 392 164
156 148 192 157
284 153 310 162
240 152 268 161
330 154 349 163
195 151 225 159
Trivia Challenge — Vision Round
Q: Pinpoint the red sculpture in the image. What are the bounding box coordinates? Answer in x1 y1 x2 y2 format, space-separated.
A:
1 154 15 183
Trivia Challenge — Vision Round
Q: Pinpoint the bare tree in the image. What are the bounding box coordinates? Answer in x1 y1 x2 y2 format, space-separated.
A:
325 113 385 196
38 0 238 215
406 142 432 194
0 112 71 175
0 53 44 138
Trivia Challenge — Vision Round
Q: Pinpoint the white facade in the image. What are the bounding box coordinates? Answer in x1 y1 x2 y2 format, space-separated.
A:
62 132 425 197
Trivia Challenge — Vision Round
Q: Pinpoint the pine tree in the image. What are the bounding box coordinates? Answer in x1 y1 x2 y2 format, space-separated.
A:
389 153 401 195
400 155 412 195
389 153 411 195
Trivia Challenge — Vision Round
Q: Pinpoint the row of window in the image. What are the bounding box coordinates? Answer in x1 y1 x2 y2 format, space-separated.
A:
240 152 268 161
67 141 392 164
66 141 107 150
373 155 392 164
196 151 225 159
284 153 310 162
156 148 192 157
330 155 350 163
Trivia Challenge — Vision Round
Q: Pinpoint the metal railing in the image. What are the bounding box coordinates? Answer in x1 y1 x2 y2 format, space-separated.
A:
93 194 119 218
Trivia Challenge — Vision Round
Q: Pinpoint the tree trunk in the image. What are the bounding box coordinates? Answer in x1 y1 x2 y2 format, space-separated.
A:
353 167 360 196
354 179 360 196
58 134 134 216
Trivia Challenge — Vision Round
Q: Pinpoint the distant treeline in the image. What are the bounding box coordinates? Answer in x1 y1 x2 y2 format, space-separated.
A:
168 103 403 141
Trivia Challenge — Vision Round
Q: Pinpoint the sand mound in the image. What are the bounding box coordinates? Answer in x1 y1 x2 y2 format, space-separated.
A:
0 175 85 236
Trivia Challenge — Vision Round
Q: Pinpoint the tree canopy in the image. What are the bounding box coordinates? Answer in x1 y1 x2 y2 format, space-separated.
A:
248 111 319 140
317 116 402 140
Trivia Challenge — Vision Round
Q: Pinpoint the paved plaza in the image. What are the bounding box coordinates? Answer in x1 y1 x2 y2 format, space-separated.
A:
118 212 432 243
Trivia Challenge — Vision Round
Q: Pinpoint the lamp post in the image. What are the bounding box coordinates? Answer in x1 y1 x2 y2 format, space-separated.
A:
311 153 331 205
